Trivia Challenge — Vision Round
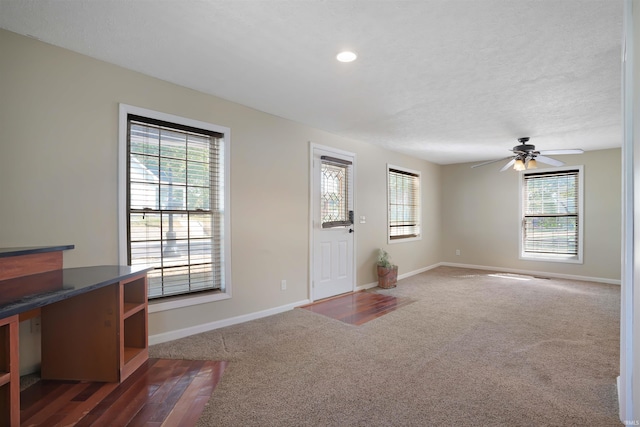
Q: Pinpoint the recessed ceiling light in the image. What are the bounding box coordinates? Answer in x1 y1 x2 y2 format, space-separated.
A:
336 51 357 63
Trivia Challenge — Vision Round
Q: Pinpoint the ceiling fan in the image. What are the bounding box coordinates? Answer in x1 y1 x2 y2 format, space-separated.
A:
471 137 584 171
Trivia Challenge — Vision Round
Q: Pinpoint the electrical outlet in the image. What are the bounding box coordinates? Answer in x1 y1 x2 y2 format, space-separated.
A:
455 249 461 256
281 280 287 291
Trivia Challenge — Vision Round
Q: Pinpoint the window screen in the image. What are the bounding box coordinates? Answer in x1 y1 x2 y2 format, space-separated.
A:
523 170 579 255
388 167 421 240
127 114 225 299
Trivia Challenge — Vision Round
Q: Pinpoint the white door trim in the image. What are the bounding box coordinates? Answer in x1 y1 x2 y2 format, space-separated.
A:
620 0 636 423
309 142 357 302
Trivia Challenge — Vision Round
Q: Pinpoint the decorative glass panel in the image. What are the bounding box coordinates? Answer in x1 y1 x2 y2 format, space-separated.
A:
320 161 350 227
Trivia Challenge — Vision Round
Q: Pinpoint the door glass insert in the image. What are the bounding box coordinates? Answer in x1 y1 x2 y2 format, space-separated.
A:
320 158 351 228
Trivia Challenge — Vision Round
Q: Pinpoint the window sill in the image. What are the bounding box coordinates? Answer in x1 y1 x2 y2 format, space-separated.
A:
520 253 583 264
388 235 422 244
148 290 231 314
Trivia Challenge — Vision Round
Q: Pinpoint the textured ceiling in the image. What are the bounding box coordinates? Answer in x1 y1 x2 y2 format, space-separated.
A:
0 0 624 164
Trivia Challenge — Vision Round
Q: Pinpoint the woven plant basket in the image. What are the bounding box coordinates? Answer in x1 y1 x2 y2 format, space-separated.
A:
377 265 398 289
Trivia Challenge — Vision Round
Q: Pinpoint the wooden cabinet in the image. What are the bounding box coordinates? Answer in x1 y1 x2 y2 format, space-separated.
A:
41 271 149 383
0 246 151 425
0 316 18 427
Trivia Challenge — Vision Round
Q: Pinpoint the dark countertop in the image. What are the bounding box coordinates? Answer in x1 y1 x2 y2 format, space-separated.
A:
0 245 75 258
0 265 152 318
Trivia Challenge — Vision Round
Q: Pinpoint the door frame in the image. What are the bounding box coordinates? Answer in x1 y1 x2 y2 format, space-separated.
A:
308 142 357 302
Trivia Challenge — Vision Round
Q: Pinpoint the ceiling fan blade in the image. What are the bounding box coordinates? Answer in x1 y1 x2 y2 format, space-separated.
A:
535 155 565 167
500 158 516 172
471 156 513 168
538 149 584 155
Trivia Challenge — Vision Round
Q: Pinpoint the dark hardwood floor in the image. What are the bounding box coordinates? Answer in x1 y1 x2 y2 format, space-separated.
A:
300 290 414 325
20 358 227 426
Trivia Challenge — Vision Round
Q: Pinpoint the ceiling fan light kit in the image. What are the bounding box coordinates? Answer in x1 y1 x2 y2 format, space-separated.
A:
513 158 526 171
527 158 538 169
471 137 584 172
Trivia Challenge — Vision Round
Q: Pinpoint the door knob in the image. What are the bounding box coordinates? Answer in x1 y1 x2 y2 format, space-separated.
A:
349 228 354 233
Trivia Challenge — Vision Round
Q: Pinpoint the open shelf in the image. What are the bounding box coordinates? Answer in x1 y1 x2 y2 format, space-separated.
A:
123 346 143 364
123 310 146 353
0 385 10 427
0 316 18 426
123 276 146 304
0 372 10 388
0 321 10 374
120 274 148 381
123 302 145 319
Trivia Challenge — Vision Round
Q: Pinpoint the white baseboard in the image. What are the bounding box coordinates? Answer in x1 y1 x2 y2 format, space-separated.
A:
398 263 442 280
439 262 621 285
356 282 379 291
356 262 442 291
617 375 622 422
149 299 310 345
150 262 618 346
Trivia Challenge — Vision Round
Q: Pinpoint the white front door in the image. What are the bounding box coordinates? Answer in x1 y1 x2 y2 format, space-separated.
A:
311 145 355 301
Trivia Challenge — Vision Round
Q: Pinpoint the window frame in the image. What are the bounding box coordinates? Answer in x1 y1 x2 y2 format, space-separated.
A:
387 164 422 244
118 104 232 313
519 165 584 264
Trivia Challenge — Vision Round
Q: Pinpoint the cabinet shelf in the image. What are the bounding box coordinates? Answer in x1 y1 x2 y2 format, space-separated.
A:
123 302 145 319
0 372 10 388
123 346 144 364
120 274 148 381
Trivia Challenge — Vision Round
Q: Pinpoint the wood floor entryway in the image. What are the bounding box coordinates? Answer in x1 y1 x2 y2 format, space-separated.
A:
20 358 227 426
300 291 414 325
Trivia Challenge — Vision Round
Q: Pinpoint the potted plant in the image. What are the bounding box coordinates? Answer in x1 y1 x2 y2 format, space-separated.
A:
376 248 398 289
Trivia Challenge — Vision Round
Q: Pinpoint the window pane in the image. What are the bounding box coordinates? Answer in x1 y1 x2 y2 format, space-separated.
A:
524 216 578 255
160 129 187 160
130 154 159 184
160 158 186 186
130 183 159 210
130 124 159 156
160 184 185 210
130 213 161 242
187 186 210 210
161 265 191 296
187 161 209 187
188 135 210 162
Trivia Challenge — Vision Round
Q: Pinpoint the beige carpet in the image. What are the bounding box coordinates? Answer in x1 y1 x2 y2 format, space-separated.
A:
150 266 621 426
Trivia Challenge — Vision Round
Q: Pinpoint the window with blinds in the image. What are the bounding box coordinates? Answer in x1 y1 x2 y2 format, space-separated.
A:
387 165 421 241
127 114 226 299
522 168 581 259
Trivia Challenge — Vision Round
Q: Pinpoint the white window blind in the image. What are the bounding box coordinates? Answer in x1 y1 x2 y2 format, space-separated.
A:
127 115 225 299
388 167 421 240
523 170 579 255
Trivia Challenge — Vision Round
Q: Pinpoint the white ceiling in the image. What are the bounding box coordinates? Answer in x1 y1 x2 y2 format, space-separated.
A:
0 0 624 165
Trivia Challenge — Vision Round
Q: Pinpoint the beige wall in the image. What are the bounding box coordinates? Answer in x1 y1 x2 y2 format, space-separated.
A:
0 29 442 372
441 148 621 281
0 28 621 373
